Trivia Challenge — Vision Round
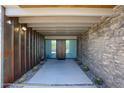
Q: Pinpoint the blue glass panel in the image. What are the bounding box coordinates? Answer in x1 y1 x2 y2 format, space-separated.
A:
45 40 56 58
66 40 77 58
45 40 51 58
51 40 56 58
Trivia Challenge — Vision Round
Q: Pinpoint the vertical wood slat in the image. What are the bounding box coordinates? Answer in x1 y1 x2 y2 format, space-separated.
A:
20 24 27 73
30 29 33 68
33 31 35 66
28 28 32 69
39 34 41 62
35 32 37 64
4 17 14 83
4 17 14 85
12 18 21 80
39 34 40 62
39 35 41 61
11 19 15 83
38 33 40 63
18 24 21 76
20 25 26 75
36 33 38 64
32 30 35 67
26 28 29 71
34 31 36 65
42 36 44 60
30 29 32 68
24 25 27 72
37 33 39 63
32 31 35 67
32 31 34 68
40 36 42 59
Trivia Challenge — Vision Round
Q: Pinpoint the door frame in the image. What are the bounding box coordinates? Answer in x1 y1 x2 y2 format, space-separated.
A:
45 39 77 59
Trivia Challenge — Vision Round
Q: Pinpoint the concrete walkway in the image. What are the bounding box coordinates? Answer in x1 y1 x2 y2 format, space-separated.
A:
23 59 95 88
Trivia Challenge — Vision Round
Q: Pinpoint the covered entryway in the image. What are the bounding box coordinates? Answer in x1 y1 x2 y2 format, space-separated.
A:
1 5 124 88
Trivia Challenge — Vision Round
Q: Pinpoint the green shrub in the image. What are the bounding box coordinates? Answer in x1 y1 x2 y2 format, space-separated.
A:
18 77 26 83
82 65 89 71
94 77 103 85
32 66 38 72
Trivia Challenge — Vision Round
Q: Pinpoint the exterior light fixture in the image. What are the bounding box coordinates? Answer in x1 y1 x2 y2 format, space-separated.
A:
21 26 27 31
6 20 12 24
14 27 19 32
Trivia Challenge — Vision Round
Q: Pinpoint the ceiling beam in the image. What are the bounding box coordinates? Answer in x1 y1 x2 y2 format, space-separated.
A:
39 32 81 36
19 5 115 8
36 30 87 32
39 31 82 33
19 16 100 23
45 36 77 40
27 23 92 27
32 27 89 31
6 7 113 17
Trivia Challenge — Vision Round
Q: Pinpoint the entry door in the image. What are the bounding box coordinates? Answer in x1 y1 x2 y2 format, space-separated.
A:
56 40 66 59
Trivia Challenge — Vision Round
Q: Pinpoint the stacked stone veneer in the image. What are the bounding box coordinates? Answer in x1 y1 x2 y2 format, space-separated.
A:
77 35 83 61
79 6 124 87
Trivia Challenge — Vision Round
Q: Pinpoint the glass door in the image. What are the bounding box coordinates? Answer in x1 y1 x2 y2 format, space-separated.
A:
66 40 77 58
51 40 56 58
45 40 56 58
45 39 77 59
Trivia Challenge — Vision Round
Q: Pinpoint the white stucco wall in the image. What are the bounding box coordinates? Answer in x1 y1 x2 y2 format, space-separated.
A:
0 6 4 88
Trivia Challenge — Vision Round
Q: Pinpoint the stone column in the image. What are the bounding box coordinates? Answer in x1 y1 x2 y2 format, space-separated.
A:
0 6 4 88
77 35 82 62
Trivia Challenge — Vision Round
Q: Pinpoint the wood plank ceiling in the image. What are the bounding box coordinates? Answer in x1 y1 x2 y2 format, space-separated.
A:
5 5 115 36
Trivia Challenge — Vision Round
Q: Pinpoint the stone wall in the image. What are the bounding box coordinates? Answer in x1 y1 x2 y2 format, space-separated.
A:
77 35 82 61
80 6 124 87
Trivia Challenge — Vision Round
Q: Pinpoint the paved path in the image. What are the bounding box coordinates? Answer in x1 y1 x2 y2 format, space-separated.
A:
23 59 95 88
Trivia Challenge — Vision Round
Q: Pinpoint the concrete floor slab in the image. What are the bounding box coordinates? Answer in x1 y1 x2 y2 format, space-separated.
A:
23 59 95 88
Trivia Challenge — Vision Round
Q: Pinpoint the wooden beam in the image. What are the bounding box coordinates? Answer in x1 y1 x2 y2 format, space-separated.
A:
37 30 87 32
6 7 113 17
27 23 92 27
19 5 115 8
45 36 77 39
19 16 100 23
40 32 81 36
32 27 89 31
